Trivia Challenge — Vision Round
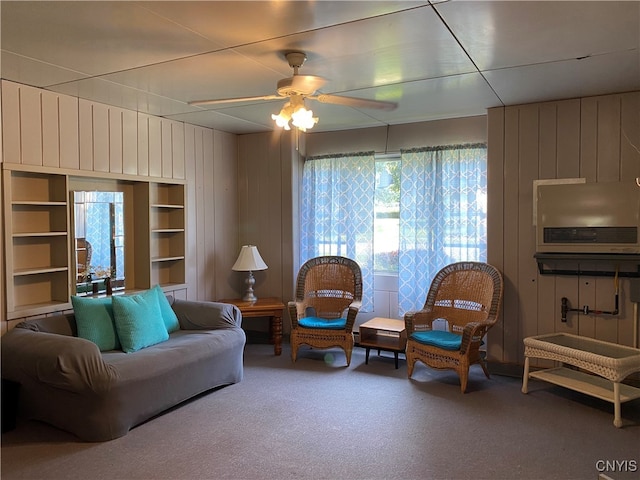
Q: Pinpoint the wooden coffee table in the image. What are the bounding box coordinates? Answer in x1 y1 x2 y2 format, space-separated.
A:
358 317 407 369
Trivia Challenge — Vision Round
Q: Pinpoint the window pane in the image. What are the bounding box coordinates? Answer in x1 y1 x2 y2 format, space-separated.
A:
374 159 400 273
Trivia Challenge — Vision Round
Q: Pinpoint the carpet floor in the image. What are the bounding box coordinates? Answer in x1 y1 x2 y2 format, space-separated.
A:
1 343 639 480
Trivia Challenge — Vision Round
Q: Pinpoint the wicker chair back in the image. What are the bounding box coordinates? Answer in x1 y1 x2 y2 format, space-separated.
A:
288 256 363 366
298 257 361 320
422 262 502 333
405 261 504 392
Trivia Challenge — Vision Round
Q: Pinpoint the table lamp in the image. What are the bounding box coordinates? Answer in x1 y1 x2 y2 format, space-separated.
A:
232 245 268 302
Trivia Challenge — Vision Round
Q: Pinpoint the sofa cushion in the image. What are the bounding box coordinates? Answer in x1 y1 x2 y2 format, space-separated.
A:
112 289 169 353
153 285 180 333
71 295 120 351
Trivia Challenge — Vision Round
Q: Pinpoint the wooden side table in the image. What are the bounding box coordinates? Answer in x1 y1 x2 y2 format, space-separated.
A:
218 297 285 356
358 317 407 369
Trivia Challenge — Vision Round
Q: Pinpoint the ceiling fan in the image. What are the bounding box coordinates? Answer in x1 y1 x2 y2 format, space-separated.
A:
189 51 398 131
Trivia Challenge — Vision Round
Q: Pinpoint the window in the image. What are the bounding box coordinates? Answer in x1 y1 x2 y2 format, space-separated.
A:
374 157 400 274
302 144 487 314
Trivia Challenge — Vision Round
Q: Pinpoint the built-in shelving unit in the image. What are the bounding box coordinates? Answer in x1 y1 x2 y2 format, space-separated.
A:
3 165 187 321
4 169 71 319
150 183 185 286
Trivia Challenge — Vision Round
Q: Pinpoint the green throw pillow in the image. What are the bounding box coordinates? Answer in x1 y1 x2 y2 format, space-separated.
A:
153 285 180 333
112 288 169 353
71 296 120 351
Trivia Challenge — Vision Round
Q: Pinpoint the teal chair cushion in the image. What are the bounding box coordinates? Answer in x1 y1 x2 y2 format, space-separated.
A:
299 317 347 330
411 330 462 350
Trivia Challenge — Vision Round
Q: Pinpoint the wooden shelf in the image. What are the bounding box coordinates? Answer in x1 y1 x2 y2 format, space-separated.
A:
151 256 185 262
12 201 67 206
151 228 185 233
13 266 69 276
12 231 67 237
151 203 184 209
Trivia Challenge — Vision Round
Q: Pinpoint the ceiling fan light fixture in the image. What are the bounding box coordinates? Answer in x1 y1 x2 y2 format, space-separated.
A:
291 106 318 132
272 102 292 130
272 95 318 132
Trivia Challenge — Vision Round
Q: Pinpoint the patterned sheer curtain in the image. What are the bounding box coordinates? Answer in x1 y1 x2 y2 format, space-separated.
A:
301 152 375 311
398 144 487 314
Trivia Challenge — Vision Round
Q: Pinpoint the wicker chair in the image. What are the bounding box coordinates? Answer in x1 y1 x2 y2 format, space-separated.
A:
288 256 363 366
404 261 503 392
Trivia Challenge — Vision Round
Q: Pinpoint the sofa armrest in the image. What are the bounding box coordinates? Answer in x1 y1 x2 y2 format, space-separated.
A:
171 299 243 330
1 328 115 394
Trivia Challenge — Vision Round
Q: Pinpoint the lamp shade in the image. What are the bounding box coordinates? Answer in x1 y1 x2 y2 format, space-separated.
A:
232 245 268 272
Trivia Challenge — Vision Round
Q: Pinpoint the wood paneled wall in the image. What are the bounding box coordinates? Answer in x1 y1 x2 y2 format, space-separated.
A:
240 98 640 365
487 91 640 365
5 78 637 366
237 131 297 305
0 80 239 328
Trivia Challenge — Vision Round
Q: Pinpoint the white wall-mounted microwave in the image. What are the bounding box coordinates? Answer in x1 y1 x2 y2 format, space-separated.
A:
536 180 640 254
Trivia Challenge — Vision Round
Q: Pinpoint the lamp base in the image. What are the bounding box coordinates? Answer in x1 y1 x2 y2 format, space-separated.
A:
242 271 258 303
242 292 258 303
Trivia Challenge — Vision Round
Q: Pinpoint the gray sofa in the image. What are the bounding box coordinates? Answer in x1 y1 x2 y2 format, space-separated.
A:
1 298 245 442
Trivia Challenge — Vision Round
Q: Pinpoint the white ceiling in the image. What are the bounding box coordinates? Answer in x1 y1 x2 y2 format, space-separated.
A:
1 1 638 135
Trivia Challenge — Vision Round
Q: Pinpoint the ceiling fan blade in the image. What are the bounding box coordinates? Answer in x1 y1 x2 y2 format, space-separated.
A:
189 95 282 106
312 94 397 111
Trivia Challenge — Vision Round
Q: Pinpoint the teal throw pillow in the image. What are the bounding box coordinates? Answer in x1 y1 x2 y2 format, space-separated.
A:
112 288 169 353
153 285 180 333
71 295 120 351
299 317 347 330
411 330 462 350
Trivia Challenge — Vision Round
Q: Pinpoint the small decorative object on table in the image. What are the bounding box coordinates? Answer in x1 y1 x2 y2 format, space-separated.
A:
232 245 268 302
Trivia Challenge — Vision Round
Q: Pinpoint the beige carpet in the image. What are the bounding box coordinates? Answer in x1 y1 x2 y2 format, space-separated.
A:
1 342 639 480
